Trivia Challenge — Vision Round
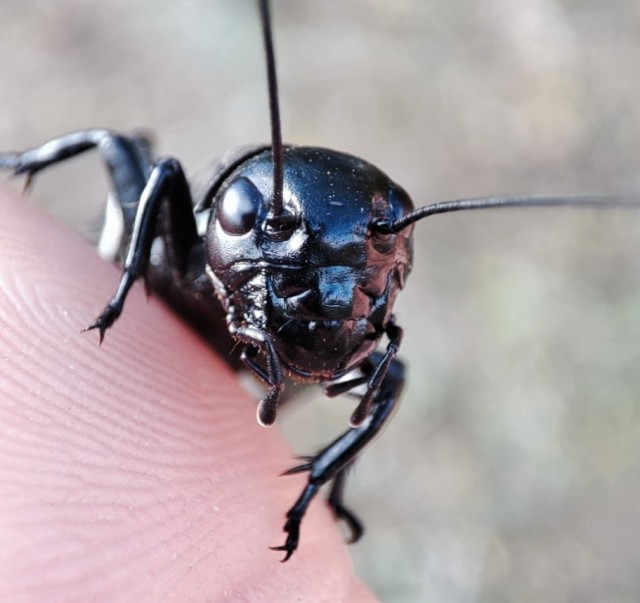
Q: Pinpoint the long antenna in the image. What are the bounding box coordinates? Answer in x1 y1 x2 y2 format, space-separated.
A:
258 0 286 223
381 195 640 233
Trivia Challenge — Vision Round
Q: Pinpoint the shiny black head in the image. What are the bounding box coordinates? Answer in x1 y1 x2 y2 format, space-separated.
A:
205 145 414 379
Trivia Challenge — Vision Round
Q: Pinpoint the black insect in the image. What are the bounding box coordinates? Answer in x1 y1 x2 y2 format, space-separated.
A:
0 0 636 562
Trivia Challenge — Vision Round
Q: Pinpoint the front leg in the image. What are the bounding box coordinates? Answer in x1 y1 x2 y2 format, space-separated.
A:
326 463 364 544
1 131 202 342
0 129 152 236
325 318 403 426
272 354 406 561
86 157 199 341
1 132 233 355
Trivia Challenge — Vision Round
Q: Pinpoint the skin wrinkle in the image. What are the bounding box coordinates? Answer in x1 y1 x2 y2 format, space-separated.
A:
0 189 377 602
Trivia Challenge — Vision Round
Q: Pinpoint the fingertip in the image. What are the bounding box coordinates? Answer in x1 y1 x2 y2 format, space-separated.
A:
0 189 378 602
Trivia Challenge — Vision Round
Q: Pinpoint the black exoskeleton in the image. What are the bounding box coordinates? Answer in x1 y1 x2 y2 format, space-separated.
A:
0 127 414 560
1 0 637 561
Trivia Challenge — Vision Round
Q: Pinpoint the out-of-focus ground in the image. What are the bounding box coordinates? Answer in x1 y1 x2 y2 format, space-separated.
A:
1 1 640 601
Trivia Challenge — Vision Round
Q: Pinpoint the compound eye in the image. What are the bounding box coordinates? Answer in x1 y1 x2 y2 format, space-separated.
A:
217 177 262 235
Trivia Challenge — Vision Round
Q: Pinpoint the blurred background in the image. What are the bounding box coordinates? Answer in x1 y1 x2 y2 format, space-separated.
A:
1 1 640 601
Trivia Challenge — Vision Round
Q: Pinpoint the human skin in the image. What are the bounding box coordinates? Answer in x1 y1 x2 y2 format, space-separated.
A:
0 189 377 602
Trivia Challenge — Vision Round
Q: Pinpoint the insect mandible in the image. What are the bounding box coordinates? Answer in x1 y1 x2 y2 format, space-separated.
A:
1 0 639 566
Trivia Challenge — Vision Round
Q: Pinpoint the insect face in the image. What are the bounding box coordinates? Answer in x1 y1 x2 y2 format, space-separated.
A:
206 146 413 379
1 1 640 598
